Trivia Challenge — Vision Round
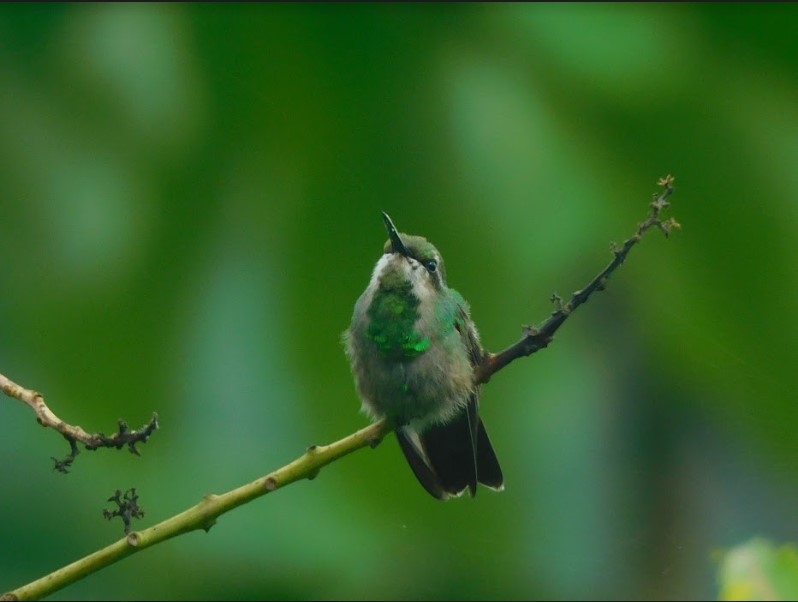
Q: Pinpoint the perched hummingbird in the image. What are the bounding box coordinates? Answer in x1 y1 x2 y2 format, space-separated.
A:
343 213 503 500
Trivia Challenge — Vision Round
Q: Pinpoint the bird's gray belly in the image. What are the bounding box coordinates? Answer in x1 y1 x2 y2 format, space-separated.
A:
357 335 473 428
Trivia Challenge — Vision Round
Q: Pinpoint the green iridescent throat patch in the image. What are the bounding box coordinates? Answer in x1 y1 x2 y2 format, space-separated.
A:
366 279 430 359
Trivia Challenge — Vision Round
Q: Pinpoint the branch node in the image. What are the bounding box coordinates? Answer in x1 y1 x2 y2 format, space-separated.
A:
264 476 278 491
307 468 321 481
657 217 682 238
126 533 141 547
202 519 217 533
523 324 539 337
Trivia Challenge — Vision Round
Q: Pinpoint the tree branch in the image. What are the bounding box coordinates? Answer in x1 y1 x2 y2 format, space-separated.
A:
475 174 677 384
1 420 389 602
0 373 159 472
1 176 677 601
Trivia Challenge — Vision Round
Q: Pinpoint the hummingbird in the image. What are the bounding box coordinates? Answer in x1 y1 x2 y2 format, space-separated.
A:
343 212 503 499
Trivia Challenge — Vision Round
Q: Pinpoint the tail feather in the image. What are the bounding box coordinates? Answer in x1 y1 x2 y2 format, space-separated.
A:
475 419 504 490
395 427 448 500
395 399 503 500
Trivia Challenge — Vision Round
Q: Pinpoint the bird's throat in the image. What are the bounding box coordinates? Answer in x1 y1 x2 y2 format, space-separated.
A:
366 273 431 360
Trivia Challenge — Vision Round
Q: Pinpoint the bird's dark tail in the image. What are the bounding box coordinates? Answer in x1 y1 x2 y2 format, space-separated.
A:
396 399 503 500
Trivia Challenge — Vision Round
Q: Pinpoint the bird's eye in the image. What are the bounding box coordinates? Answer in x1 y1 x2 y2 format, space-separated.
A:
424 260 437 273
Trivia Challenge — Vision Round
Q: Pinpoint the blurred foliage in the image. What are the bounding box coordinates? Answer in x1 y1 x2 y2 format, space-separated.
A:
1 3 798 600
717 539 798 601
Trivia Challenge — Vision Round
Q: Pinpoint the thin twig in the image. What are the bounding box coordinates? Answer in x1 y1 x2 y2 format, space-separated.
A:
0 373 159 472
475 175 678 383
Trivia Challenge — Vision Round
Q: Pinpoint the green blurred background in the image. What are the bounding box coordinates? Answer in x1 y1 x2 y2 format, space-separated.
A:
2 3 798 600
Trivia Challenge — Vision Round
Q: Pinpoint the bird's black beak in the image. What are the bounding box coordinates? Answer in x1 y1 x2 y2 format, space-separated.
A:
381 212 410 257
